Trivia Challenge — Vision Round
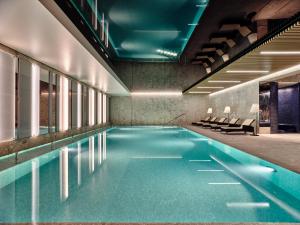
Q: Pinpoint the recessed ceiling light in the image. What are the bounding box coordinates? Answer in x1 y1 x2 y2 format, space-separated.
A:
210 64 300 96
260 51 300 55
131 92 182 96
189 91 211 94
278 81 298 84
226 70 269 73
208 80 241 83
197 86 224 89
156 49 177 57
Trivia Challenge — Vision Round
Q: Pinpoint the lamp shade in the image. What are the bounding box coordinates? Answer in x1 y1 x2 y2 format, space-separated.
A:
250 104 259 113
224 106 231 114
207 108 213 114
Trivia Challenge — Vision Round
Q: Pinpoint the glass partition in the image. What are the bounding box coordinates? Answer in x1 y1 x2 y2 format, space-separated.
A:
49 73 58 133
0 49 107 143
71 80 78 129
82 85 88 127
88 88 95 126
39 67 50 135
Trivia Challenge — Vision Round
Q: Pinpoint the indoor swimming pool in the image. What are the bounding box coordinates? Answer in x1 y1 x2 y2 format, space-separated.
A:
0 126 300 223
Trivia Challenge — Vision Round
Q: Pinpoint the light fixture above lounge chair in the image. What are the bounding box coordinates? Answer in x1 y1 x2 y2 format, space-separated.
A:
224 106 231 124
207 108 213 114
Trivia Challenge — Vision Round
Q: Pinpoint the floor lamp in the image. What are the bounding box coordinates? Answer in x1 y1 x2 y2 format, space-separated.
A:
250 104 259 136
207 108 213 118
224 106 230 124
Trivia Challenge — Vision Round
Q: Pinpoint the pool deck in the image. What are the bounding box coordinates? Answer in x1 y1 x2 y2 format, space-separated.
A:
185 125 300 174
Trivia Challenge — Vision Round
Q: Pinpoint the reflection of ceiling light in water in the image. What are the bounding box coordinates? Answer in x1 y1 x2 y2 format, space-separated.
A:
156 49 177 57
263 166 277 172
250 165 277 173
226 202 270 208
188 23 199 26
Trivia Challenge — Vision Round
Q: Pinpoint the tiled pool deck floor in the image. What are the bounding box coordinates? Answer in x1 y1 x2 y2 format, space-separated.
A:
186 125 300 174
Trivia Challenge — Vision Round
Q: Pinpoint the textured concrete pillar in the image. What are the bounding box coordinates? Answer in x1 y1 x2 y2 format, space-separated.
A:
0 51 15 141
270 82 278 133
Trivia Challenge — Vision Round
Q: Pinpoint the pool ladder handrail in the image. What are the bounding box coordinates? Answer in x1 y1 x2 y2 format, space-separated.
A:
166 113 186 125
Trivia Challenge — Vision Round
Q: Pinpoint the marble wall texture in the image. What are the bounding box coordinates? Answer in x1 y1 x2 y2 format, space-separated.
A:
208 81 259 120
110 62 208 125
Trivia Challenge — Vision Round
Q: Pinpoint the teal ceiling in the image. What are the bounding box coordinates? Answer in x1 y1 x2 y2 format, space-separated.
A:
75 0 209 61
104 0 208 61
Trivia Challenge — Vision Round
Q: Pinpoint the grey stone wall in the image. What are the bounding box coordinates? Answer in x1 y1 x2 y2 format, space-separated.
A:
110 95 207 125
208 81 259 120
110 62 208 125
115 61 205 91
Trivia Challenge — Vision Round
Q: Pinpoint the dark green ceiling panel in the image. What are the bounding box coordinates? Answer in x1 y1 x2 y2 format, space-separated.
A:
73 0 209 61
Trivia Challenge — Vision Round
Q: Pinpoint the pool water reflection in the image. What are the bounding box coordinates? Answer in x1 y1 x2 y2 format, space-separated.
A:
0 127 299 223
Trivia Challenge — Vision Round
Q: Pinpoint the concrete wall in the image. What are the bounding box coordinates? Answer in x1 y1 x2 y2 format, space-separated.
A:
208 81 259 120
110 95 207 125
110 62 208 125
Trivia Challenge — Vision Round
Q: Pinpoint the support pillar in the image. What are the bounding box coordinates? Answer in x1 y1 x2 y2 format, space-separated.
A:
270 82 278 133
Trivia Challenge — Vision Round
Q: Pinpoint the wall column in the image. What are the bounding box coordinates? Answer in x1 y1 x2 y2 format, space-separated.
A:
270 82 278 133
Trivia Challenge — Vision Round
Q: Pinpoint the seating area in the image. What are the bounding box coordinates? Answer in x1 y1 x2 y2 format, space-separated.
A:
192 106 257 135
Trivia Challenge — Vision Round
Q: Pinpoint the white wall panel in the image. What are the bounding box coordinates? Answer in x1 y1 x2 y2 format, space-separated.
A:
0 51 15 141
97 92 102 124
59 76 69 131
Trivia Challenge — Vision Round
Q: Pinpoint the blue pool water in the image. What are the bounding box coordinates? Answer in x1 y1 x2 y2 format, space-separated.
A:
0 126 300 223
